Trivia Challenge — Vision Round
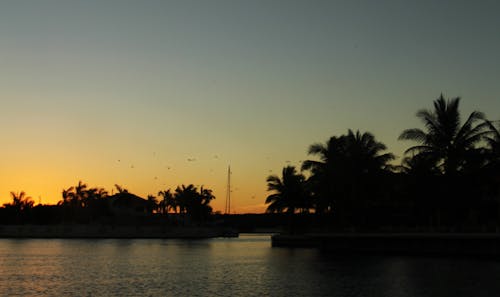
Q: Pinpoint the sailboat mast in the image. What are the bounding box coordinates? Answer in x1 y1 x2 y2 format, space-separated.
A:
225 165 231 214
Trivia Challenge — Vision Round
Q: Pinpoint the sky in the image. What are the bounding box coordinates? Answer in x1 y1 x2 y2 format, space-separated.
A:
0 0 499 213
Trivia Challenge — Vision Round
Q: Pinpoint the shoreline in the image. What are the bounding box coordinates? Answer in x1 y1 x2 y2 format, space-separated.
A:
0 224 238 239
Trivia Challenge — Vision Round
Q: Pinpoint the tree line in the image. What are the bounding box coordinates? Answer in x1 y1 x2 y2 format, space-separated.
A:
265 95 500 232
1 182 215 225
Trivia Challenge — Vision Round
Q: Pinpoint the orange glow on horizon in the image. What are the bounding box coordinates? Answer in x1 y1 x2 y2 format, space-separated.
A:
0 162 271 214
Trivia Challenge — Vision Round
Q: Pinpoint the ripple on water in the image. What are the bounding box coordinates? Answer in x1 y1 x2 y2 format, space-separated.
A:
1 235 500 297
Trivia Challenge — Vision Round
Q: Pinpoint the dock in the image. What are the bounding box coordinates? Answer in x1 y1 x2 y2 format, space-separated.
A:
272 233 500 256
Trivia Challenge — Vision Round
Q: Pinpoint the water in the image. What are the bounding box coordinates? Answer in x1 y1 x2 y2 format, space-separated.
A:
1 234 500 297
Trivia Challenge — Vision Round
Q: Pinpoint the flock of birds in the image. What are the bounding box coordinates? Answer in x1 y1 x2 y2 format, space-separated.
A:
111 152 301 200
116 153 220 172
113 153 226 188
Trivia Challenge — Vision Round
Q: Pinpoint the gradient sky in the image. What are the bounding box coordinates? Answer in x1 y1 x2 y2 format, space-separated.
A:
1 0 499 213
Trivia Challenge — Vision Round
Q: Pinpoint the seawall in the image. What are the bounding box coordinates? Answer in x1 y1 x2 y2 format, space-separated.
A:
272 233 500 256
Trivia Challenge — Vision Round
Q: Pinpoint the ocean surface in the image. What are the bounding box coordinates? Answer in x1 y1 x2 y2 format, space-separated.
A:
1 234 500 297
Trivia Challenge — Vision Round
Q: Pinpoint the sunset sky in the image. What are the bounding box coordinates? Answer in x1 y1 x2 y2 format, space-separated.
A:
1 0 499 213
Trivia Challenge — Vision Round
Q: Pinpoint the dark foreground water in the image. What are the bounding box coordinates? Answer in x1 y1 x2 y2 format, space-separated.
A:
1 234 500 297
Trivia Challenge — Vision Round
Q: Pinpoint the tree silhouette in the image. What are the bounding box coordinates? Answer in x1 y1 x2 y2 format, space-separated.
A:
174 185 195 215
58 182 108 208
399 94 487 175
59 187 75 206
302 130 394 221
301 135 338 213
57 182 111 223
74 181 88 208
4 191 34 211
482 120 500 170
84 187 108 208
147 194 159 213
398 95 497 229
398 154 441 176
265 166 309 214
173 184 214 222
158 189 176 214
396 154 442 228
197 186 215 221
114 184 129 194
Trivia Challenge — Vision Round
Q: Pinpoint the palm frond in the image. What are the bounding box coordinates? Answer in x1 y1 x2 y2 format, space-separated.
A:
399 128 427 142
404 145 435 155
301 160 323 171
456 111 486 142
307 143 327 156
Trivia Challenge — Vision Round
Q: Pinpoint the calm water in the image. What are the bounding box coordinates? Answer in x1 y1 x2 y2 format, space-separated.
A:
1 234 500 296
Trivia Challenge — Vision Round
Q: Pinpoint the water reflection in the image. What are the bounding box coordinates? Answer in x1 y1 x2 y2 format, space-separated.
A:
1 235 500 296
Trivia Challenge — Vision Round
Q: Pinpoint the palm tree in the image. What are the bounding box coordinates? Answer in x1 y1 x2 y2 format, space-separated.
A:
173 184 215 222
147 194 159 213
301 135 344 213
398 154 441 176
114 184 129 194
72 181 88 208
397 154 442 228
342 130 395 172
4 191 34 211
83 187 108 208
399 95 494 229
59 187 75 206
199 186 215 206
265 166 309 214
174 185 197 215
95 187 109 199
302 130 394 215
198 186 215 218
482 120 500 170
266 166 310 234
399 94 487 175
59 183 108 207
158 189 176 214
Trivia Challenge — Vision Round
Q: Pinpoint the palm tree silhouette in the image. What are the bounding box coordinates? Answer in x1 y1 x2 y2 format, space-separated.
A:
174 185 196 215
59 187 75 206
147 195 158 213
199 186 215 208
84 187 108 208
158 189 176 214
4 191 34 211
59 182 108 207
482 120 500 170
198 186 215 219
398 154 441 176
265 166 309 214
301 135 343 213
302 130 394 217
265 166 310 233
173 184 215 222
399 94 487 175
64 181 88 208
398 96 495 229
114 184 129 194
